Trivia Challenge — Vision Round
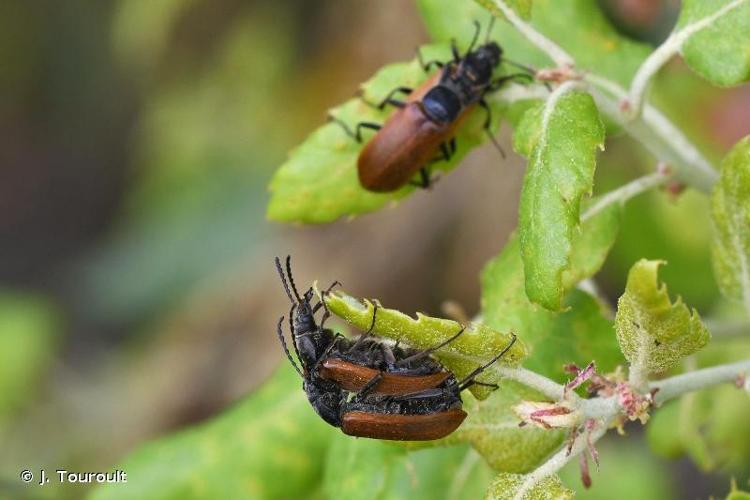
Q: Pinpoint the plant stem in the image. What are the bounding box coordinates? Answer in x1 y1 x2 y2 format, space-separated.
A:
650 358 750 404
494 365 569 401
582 169 670 222
491 0 574 68
585 76 718 192
626 0 749 116
513 419 609 500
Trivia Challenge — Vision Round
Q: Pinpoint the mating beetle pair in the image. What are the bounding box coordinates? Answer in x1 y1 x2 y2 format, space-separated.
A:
275 255 517 441
334 20 533 192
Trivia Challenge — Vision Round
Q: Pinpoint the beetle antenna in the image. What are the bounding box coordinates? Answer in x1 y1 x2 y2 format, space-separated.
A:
485 15 496 42
277 316 303 377
275 256 298 304
503 58 538 77
285 255 303 302
288 303 304 364
466 20 481 55
395 325 465 367
458 333 517 391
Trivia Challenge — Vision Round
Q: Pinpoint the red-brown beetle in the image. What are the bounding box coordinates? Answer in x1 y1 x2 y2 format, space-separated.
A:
340 333 517 441
332 23 530 192
274 255 517 440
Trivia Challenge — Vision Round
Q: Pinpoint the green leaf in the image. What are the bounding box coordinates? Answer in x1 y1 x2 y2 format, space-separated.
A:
678 0 750 87
614 259 710 376
267 44 504 224
0 292 59 426
321 289 526 399
452 381 565 473
515 90 605 311
89 365 337 500
485 472 573 500
711 136 750 308
481 233 624 383
323 438 493 500
474 0 533 20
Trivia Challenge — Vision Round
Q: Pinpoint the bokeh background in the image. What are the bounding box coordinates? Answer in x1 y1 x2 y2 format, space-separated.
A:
1 0 748 498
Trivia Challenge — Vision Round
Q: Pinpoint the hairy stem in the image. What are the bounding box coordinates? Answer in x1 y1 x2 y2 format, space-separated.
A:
650 358 750 404
626 0 750 116
513 419 609 500
585 76 718 192
493 365 569 401
490 0 574 68
582 168 671 222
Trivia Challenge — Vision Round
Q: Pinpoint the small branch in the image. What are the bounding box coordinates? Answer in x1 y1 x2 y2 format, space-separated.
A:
585 77 718 192
491 0 574 68
513 419 609 500
650 358 750 404
626 0 749 117
582 167 671 222
494 365 569 401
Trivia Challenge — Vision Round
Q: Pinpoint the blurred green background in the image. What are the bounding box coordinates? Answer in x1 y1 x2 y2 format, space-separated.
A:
0 0 748 498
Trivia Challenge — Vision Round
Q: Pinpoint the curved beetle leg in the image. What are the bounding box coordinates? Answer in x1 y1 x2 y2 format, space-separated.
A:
478 98 505 159
328 115 381 143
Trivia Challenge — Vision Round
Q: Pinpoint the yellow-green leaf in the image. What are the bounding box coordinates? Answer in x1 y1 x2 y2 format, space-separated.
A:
485 472 574 500
516 90 605 311
453 381 565 473
711 136 750 309
322 289 526 399
474 0 533 20
614 259 710 376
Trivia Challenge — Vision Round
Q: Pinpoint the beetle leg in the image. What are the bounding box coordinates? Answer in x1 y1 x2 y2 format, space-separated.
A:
416 47 445 72
351 372 385 401
458 333 517 391
329 116 382 143
408 168 433 189
351 302 379 349
478 98 506 159
363 86 412 110
277 316 303 377
394 326 465 367
312 280 341 316
472 381 499 390
488 72 534 92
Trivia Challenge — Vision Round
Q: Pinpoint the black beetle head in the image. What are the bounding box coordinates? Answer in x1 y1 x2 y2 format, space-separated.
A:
467 41 502 83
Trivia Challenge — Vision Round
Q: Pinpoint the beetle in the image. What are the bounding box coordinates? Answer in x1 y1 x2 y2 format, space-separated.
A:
340 333 518 441
332 21 531 192
274 256 518 440
274 256 462 398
